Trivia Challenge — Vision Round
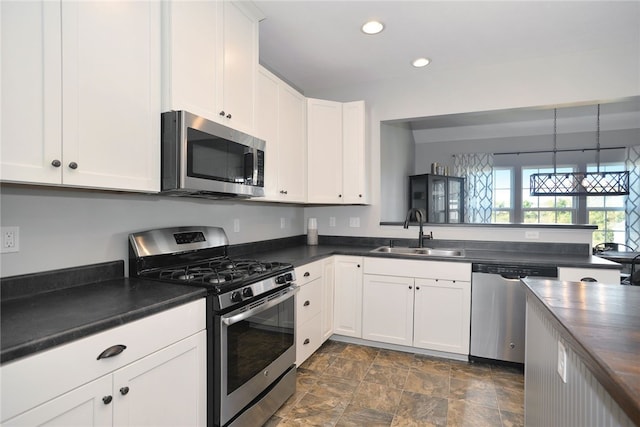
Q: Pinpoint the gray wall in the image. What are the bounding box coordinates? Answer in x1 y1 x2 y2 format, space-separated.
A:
0 186 304 276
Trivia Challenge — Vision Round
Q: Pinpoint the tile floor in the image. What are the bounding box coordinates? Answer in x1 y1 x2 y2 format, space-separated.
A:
265 340 524 427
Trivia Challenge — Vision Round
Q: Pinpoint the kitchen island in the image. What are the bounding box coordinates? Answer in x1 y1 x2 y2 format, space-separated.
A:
521 278 639 426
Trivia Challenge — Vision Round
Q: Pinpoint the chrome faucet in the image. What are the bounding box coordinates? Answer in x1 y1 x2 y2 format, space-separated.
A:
403 208 432 248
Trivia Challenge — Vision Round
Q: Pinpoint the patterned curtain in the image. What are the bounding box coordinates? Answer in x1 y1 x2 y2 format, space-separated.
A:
626 145 640 249
453 153 494 223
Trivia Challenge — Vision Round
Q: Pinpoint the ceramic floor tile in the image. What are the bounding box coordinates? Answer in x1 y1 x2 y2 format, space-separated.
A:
351 381 403 413
448 377 498 408
324 356 372 381
394 391 449 426
364 363 409 389
404 370 450 398
286 392 349 426
300 352 336 373
411 354 451 376
495 385 525 415
308 375 360 400
335 404 394 427
315 339 348 356
446 399 502 427
500 409 525 427
340 343 380 363
373 348 417 369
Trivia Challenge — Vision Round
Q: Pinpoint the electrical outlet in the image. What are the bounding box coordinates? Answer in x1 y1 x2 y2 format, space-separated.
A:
280 217 286 229
233 219 240 233
329 217 336 227
557 340 567 383
1 226 20 253
349 217 360 228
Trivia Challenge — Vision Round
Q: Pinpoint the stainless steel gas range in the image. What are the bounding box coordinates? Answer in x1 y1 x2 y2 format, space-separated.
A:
128 226 298 427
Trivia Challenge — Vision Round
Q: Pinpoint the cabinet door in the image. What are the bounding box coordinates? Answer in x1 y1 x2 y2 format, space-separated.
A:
362 275 414 346
307 98 343 203
321 257 335 342
333 256 363 338
112 331 207 427
414 279 471 355
255 66 280 199
2 375 112 427
277 84 307 202
162 0 219 118
220 1 257 134
1 0 62 185
61 1 160 192
342 101 367 204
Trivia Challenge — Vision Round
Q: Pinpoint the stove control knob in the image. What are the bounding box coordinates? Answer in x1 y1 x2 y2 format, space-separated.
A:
230 291 242 303
275 275 286 285
242 287 253 298
284 273 293 282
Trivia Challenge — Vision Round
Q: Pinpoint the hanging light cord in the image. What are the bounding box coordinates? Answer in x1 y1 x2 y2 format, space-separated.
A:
553 108 557 174
596 104 601 173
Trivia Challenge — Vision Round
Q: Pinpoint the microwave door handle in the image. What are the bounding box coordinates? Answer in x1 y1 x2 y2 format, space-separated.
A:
221 286 299 326
244 150 255 184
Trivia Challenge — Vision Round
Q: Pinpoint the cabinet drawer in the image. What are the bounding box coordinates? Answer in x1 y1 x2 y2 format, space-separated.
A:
295 260 323 286
296 278 322 324
296 313 322 366
364 257 471 281
1 299 206 421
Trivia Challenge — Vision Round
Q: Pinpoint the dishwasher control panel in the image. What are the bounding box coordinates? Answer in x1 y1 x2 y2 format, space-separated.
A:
472 263 558 278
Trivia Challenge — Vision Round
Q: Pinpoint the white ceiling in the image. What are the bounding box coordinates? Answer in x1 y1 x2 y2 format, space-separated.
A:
255 1 640 139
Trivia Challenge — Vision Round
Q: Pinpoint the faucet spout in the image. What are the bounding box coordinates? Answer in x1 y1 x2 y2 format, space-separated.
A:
404 208 425 247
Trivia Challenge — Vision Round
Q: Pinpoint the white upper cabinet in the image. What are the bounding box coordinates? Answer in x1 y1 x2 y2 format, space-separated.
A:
163 1 260 135
255 66 307 202
1 0 160 192
307 98 367 204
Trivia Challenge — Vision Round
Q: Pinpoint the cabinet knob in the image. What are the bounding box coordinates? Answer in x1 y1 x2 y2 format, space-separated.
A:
409 286 412 290
120 386 130 395
219 110 225 116
102 395 113 405
357 264 360 268
68 162 78 170
359 194 362 198
304 300 310 306
51 159 61 167
97 344 127 360
338 194 342 198
226 113 232 119
416 286 420 290
304 272 310 277
303 338 310 345
280 190 288 194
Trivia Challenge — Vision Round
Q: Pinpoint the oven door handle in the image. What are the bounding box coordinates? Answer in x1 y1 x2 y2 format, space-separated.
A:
221 286 299 326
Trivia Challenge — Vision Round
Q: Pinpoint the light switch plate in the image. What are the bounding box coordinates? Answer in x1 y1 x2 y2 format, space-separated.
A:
329 217 336 227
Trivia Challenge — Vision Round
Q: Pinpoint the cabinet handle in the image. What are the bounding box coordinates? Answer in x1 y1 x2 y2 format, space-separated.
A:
97 344 127 360
416 286 420 290
338 194 342 198
226 113 232 119
357 264 360 268
304 272 310 277
120 386 130 396
68 162 78 170
51 159 61 167
303 338 310 345
359 194 362 198
102 395 113 405
219 110 225 117
280 190 288 194
304 300 310 306
581 277 598 282
409 286 412 289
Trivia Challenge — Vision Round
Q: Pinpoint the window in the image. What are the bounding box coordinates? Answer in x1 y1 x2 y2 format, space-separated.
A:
491 167 513 223
522 167 575 224
586 163 626 245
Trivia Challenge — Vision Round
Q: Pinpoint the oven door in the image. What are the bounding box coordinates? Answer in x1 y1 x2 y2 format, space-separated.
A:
216 285 297 427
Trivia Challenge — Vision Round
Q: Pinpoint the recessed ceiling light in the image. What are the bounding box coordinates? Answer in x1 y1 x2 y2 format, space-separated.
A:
361 20 384 35
412 57 431 68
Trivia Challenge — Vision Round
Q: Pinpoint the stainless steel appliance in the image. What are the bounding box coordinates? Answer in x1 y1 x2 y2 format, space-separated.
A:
161 111 265 198
129 226 297 427
470 263 558 364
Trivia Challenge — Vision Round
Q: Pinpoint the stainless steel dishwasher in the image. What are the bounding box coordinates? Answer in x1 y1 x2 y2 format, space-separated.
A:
470 263 558 364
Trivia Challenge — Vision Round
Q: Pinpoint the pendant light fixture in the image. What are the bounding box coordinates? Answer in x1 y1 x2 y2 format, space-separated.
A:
530 104 630 196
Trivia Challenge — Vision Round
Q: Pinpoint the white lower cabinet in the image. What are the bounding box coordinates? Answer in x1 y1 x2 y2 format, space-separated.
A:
333 256 364 338
295 260 326 365
362 258 471 356
321 257 335 342
1 300 206 427
557 267 620 285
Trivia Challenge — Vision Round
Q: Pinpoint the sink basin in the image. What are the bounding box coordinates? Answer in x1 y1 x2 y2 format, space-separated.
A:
370 246 465 257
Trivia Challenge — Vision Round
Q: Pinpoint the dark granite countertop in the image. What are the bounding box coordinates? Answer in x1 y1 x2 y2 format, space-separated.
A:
521 278 640 425
1 261 206 364
231 236 620 270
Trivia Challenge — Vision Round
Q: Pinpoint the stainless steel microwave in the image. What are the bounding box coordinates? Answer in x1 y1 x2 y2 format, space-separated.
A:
161 111 265 198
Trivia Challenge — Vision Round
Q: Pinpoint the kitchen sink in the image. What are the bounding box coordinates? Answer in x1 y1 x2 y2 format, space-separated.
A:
370 246 465 257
